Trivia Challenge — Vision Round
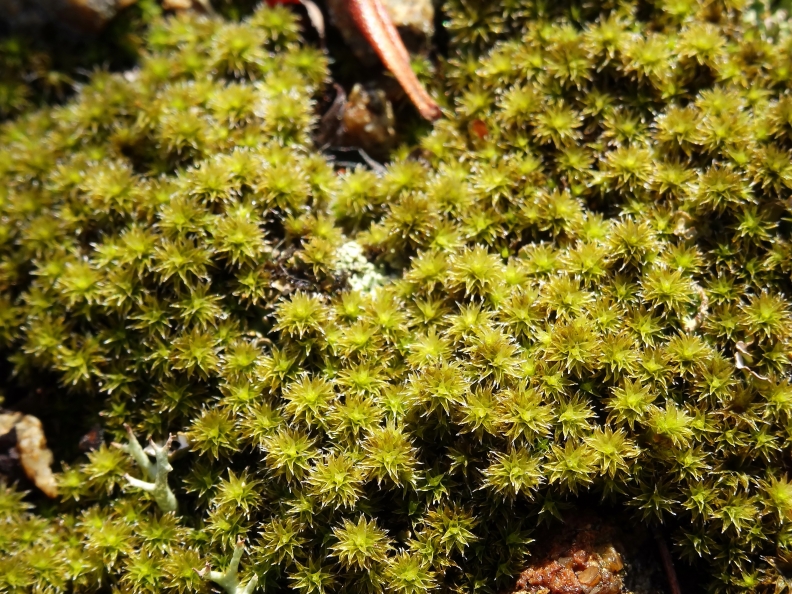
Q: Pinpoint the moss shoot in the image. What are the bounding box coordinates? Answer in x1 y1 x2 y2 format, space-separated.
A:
1 0 792 592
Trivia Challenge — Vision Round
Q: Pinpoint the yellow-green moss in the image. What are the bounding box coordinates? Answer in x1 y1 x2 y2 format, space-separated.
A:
1 1 792 592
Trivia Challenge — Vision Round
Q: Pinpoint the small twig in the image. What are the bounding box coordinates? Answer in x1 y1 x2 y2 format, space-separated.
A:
326 146 387 175
355 148 387 174
347 0 442 121
653 527 682 594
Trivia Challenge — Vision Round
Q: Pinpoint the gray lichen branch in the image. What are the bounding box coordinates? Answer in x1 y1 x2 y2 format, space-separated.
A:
114 425 178 513
197 540 259 594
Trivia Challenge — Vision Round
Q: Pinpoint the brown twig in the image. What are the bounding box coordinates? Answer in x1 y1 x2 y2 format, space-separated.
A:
347 0 442 121
653 527 682 594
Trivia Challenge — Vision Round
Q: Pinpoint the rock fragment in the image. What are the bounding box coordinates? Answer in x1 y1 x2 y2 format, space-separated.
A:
0 412 58 498
510 512 668 594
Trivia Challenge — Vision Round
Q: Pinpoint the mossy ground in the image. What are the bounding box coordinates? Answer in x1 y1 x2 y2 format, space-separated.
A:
1 1 792 592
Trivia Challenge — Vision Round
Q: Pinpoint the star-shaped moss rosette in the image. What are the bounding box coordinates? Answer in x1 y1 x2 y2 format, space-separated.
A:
1 1 792 593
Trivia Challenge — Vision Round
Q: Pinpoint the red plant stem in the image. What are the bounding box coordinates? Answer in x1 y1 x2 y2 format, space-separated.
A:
653 527 682 594
347 0 442 121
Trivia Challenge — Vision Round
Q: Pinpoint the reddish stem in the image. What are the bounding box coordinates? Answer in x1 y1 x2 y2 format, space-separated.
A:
347 0 442 121
653 527 682 594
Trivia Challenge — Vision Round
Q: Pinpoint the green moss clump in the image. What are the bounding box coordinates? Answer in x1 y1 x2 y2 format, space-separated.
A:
2 0 792 592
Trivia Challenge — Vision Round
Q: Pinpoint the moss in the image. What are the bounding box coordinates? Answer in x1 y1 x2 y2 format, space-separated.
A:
1 0 792 592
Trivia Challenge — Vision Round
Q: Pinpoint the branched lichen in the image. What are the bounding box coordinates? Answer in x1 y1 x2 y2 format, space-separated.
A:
115 426 178 513
198 540 259 594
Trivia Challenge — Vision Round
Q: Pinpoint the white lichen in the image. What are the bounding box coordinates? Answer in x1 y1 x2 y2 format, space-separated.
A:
333 240 387 294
